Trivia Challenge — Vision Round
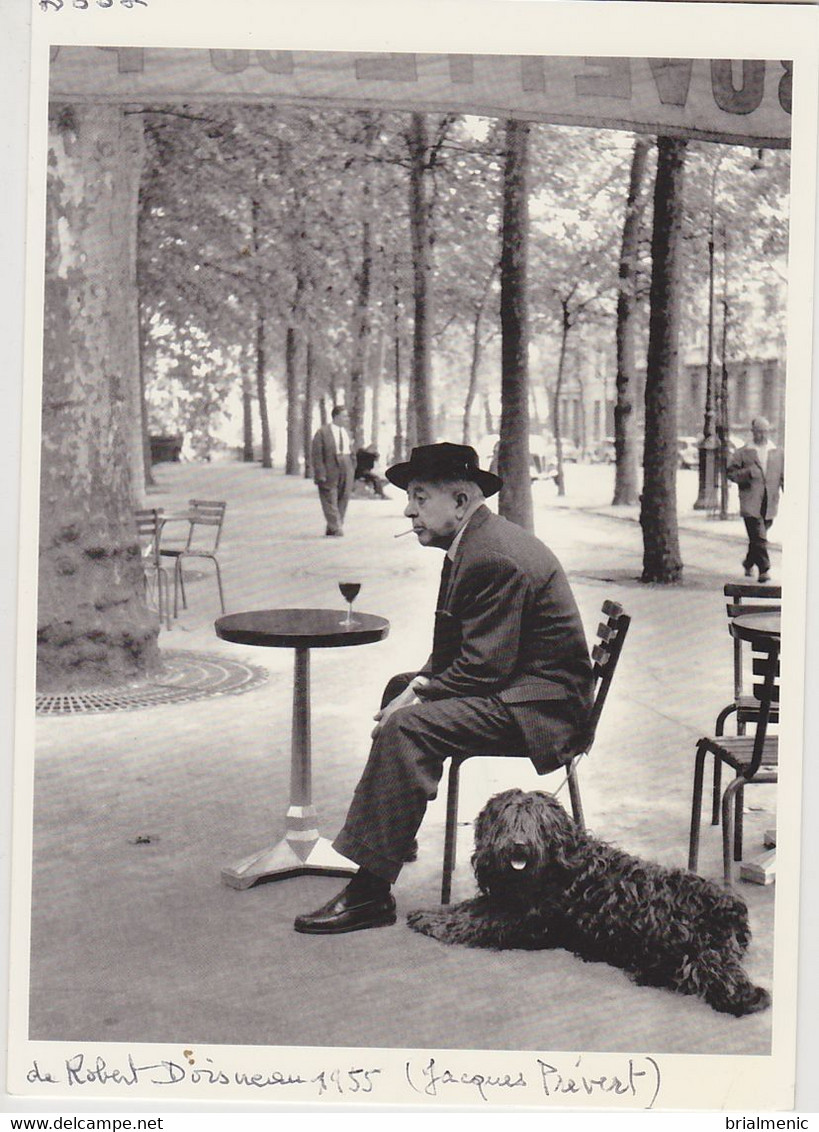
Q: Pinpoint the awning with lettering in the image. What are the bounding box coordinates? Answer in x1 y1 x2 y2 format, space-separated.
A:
49 47 792 148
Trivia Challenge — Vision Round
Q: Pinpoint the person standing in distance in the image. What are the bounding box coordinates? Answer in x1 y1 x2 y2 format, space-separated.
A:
726 416 784 583
311 405 355 537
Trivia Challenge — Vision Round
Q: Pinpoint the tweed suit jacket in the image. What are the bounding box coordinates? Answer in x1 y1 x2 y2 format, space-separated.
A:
311 423 354 485
416 505 594 771
726 443 785 520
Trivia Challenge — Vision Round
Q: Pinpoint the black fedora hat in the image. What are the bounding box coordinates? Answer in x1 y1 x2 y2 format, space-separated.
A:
386 442 502 497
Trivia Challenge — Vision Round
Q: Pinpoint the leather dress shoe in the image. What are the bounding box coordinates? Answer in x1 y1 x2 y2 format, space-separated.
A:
294 884 396 935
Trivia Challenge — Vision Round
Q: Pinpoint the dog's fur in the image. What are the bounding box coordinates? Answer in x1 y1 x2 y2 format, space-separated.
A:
407 789 770 1016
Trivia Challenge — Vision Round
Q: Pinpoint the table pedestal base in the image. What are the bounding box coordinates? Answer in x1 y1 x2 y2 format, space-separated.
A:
222 836 356 889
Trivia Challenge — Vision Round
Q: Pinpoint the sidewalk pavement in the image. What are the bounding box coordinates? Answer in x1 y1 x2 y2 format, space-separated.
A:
548 461 782 551
26 459 776 1056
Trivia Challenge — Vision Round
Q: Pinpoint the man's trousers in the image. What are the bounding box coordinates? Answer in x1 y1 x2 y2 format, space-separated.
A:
317 456 354 534
331 673 565 884
743 515 773 576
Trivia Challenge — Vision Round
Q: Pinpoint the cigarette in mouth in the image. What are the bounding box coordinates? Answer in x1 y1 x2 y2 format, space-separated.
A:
394 529 416 538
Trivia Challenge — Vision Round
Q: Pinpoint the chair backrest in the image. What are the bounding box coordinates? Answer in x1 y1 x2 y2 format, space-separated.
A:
729 622 780 778
585 599 631 753
134 508 164 567
724 583 782 700
185 499 227 551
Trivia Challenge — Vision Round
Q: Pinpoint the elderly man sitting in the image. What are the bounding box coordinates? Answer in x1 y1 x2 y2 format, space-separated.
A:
295 442 594 935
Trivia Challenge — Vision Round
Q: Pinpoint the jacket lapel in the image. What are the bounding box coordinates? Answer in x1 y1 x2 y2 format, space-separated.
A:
444 506 492 608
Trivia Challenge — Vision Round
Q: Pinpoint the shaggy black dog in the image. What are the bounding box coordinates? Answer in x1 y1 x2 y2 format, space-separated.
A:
407 789 770 1016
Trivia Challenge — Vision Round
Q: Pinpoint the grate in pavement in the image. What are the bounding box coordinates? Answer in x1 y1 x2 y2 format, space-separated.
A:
35 650 269 716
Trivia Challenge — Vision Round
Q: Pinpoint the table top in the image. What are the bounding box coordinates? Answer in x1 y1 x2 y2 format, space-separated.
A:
215 608 390 649
732 610 781 643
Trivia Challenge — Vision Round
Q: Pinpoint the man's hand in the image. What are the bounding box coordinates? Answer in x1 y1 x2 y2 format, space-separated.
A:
371 677 429 738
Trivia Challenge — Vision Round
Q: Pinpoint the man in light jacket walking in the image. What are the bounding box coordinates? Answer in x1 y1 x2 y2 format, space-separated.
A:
726 416 785 583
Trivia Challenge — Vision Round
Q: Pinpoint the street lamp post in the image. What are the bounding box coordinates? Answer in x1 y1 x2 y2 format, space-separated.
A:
718 226 731 520
693 155 724 511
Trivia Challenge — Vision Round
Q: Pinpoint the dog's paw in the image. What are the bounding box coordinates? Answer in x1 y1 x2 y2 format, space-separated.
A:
406 908 453 942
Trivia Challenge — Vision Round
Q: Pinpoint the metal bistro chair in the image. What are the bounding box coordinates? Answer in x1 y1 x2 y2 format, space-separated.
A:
708 583 781 829
440 599 631 904
134 508 171 631
159 499 227 619
688 625 779 887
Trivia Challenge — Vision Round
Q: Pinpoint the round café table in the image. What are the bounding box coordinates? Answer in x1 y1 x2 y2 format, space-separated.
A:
215 608 389 889
731 610 781 647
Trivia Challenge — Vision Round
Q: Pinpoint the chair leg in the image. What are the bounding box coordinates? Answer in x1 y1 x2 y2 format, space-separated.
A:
711 756 722 825
212 556 226 614
566 760 584 828
688 741 710 872
173 558 188 618
722 777 746 888
178 558 188 610
173 560 181 619
158 569 171 631
734 781 745 861
441 759 463 906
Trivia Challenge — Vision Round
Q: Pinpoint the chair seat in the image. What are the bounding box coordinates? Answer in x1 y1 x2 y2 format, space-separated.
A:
161 547 217 558
698 733 778 774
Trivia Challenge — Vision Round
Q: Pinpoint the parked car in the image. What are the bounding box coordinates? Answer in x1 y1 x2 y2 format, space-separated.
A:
558 438 581 463
593 437 616 464
677 436 700 469
478 434 558 483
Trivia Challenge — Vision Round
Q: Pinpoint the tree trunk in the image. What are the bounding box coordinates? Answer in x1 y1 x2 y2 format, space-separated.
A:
498 119 534 532
552 304 570 498
482 392 494 435
370 318 385 450
122 115 147 505
242 367 254 462
285 322 301 475
392 258 404 462
613 136 650 506
462 320 481 446
408 113 434 445
462 266 496 446
136 282 154 492
251 198 273 469
640 136 686 584
349 217 372 449
303 336 314 479
285 273 305 476
39 104 160 692
135 183 155 493
255 306 273 469
350 117 377 450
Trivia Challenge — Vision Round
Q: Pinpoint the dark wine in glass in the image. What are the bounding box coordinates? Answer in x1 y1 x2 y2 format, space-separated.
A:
338 581 361 627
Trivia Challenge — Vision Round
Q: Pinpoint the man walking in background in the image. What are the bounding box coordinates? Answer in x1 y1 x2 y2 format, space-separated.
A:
727 416 785 583
311 405 355 537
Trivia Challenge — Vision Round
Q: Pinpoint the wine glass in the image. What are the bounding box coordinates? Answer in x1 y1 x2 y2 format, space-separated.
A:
338 581 361 627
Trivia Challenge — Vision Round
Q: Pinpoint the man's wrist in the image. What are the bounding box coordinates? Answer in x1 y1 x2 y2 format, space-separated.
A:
411 675 430 695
